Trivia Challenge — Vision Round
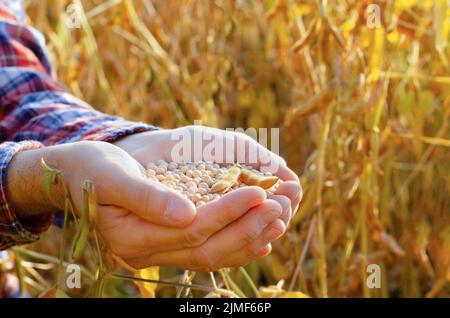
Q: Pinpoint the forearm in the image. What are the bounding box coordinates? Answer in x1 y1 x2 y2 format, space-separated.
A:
0 4 158 147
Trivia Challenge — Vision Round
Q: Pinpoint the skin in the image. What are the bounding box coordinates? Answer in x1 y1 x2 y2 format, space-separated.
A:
7 126 302 271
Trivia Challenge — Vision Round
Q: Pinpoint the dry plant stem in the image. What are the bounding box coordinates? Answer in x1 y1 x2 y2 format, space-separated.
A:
175 270 191 298
238 267 260 298
24 265 51 290
12 247 95 281
13 250 26 294
209 272 218 289
288 215 316 291
183 271 197 298
219 269 246 298
109 273 238 298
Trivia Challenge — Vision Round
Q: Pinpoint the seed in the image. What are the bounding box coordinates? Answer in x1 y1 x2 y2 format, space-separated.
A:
196 201 206 207
162 181 175 187
198 188 208 195
186 181 197 189
190 193 202 203
192 170 202 178
197 164 206 170
187 188 197 194
146 169 156 177
202 175 212 183
163 175 174 181
180 175 190 183
180 166 188 174
198 182 209 189
155 166 166 174
168 162 177 171
156 174 165 181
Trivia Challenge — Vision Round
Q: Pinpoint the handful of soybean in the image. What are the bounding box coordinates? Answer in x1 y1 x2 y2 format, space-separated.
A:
145 161 279 207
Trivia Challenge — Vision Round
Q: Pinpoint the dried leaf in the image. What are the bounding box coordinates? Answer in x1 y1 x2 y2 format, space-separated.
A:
135 267 159 298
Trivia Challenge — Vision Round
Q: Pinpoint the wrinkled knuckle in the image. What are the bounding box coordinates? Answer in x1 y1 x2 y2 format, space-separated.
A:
184 229 208 247
243 244 258 258
217 199 235 226
135 186 152 215
190 248 217 272
275 195 291 209
241 227 261 245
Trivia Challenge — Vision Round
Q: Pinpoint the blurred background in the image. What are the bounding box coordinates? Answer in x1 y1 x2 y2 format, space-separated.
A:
6 0 449 298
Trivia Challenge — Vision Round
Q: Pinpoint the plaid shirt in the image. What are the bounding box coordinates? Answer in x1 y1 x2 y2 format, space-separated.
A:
0 1 157 250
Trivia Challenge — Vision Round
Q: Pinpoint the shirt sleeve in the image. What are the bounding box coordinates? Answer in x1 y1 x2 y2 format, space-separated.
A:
0 2 159 249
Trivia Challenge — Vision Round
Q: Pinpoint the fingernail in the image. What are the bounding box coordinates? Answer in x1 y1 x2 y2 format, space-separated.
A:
262 209 281 224
164 198 191 224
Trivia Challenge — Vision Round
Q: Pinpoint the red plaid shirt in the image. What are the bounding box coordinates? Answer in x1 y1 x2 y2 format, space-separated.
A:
0 2 156 249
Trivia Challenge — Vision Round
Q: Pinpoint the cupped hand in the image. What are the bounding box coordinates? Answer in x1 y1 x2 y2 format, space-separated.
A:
8 140 287 270
114 126 302 225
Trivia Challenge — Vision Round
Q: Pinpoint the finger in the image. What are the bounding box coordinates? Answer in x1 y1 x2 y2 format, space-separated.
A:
222 219 285 267
267 194 291 225
141 201 283 271
180 186 267 247
274 181 302 213
100 174 196 228
193 199 282 257
98 186 268 256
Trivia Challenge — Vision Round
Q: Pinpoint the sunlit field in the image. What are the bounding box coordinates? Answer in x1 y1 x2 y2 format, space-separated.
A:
5 0 448 298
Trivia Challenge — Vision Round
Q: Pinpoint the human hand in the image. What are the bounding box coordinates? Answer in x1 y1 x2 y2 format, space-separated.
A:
114 126 302 226
7 140 285 270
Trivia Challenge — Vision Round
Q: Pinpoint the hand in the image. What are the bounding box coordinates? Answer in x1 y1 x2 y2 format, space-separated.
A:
115 126 302 226
8 141 196 227
7 141 285 270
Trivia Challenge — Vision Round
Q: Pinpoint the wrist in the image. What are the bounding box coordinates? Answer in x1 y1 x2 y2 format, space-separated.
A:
7 146 65 219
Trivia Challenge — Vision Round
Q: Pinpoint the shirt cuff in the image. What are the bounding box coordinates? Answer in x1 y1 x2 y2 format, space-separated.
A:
0 140 53 250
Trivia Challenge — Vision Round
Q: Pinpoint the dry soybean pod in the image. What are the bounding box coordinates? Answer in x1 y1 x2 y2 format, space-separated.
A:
210 165 241 194
239 169 279 190
71 180 92 262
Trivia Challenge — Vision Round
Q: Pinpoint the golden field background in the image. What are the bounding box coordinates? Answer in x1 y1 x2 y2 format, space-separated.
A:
11 0 449 297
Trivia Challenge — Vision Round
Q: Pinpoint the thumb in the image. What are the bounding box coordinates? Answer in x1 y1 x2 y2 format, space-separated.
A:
103 176 197 227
